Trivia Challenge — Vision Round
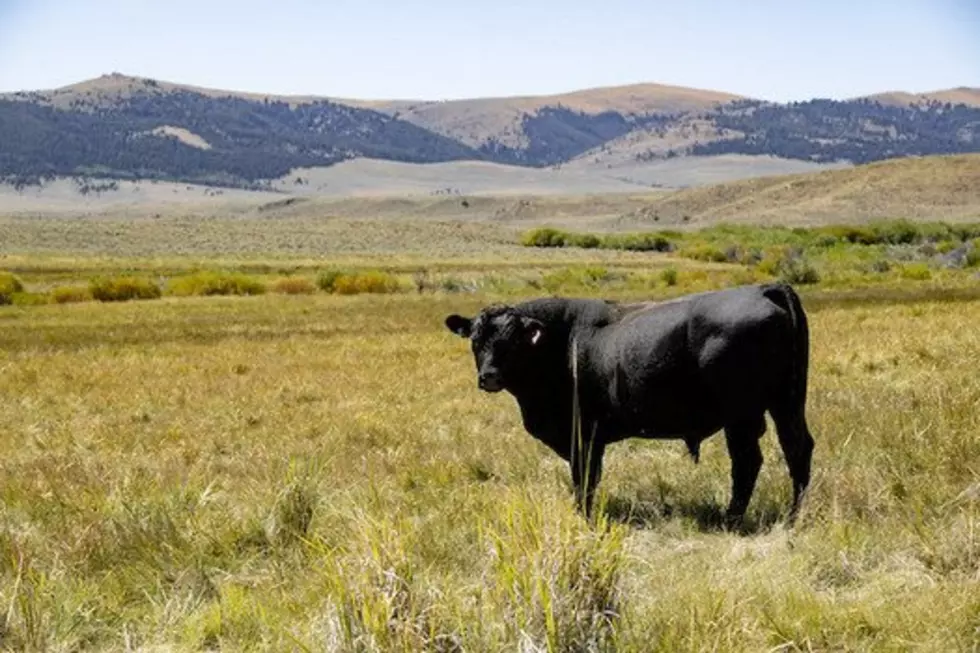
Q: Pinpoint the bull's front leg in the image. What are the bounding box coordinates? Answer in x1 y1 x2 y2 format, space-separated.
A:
570 422 606 519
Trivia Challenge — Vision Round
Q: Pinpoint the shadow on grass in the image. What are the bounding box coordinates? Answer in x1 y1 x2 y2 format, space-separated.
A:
600 492 788 536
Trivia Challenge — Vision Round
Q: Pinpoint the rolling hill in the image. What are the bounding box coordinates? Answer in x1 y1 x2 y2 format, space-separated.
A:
2 73 980 192
613 153 980 227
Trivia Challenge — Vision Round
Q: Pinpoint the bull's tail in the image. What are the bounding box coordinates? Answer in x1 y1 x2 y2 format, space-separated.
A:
763 282 809 412
762 282 814 519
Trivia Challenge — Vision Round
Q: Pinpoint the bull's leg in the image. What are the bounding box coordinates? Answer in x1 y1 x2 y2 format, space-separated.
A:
724 416 766 528
570 428 605 519
770 407 815 521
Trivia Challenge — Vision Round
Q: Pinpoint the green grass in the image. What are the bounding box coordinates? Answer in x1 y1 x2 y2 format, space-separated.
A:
1 284 979 650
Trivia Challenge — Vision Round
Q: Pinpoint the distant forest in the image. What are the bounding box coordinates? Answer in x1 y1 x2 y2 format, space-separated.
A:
689 99 980 164
2 86 979 189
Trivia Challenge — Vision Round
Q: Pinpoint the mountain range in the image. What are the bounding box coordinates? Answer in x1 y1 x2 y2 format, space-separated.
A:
2 73 979 191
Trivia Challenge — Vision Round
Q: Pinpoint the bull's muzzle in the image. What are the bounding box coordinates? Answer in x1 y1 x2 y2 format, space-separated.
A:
478 371 504 392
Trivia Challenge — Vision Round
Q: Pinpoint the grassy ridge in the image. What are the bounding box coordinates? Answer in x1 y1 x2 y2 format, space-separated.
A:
1 289 978 649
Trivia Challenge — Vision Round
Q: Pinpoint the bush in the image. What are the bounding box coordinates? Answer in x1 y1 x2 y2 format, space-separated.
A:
818 225 879 245
779 257 821 284
900 263 932 281
271 277 316 295
331 271 401 295
89 277 162 302
50 285 93 304
0 272 25 305
439 277 477 293
660 267 678 286
606 233 673 252
967 240 980 268
757 248 820 284
568 233 601 249
522 228 567 248
868 260 892 274
871 219 920 245
167 271 266 297
316 268 349 292
679 244 728 263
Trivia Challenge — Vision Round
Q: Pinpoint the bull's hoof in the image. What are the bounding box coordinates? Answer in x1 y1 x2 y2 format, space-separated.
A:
684 438 701 463
723 511 746 532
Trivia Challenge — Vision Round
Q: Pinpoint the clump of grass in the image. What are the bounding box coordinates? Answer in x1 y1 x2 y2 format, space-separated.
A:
542 267 616 292
0 271 25 305
50 285 93 304
89 276 162 302
167 271 266 297
270 276 316 295
486 501 627 652
900 263 932 281
660 267 678 286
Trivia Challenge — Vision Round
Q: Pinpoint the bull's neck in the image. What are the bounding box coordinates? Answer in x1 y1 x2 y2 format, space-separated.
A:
505 341 577 454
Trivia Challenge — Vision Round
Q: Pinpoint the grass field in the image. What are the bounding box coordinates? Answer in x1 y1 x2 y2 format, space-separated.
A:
2 208 980 650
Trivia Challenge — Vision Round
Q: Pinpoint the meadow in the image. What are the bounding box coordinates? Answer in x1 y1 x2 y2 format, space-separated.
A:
1 214 979 651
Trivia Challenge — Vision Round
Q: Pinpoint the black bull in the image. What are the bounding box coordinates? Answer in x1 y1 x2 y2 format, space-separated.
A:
445 282 815 524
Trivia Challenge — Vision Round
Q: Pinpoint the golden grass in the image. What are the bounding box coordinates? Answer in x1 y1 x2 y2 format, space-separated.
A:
1 285 979 650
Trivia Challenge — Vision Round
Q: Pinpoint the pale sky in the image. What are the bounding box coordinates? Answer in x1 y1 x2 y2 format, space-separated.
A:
0 0 977 101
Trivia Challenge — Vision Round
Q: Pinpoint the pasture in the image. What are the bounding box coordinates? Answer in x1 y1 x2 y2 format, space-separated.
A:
1 214 979 651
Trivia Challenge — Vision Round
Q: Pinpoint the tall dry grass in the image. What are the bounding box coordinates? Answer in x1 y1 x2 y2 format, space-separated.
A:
0 289 978 650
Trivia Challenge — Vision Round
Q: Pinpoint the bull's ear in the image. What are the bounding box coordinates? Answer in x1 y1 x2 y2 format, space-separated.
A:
445 314 472 338
521 317 545 346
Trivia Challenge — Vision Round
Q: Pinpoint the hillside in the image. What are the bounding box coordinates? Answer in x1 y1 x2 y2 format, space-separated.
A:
863 87 980 108
2 73 980 190
614 154 980 227
351 82 744 149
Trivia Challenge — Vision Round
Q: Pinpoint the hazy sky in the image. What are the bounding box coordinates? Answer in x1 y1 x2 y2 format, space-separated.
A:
0 0 977 101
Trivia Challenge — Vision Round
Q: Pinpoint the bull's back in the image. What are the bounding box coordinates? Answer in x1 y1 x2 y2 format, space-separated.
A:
594 285 797 436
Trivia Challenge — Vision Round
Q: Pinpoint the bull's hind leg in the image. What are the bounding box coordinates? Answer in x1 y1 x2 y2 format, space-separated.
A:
724 415 766 527
770 406 815 521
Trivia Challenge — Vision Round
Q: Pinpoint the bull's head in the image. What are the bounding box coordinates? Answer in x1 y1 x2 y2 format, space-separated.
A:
445 305 545 393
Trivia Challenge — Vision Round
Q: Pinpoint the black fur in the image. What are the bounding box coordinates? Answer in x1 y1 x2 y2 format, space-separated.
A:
445 283 815 525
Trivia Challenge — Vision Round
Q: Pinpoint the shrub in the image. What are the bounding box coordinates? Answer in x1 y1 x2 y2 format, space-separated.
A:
679 244 728 263
607 233 673 252
439 276 476 293
522 228 567 248
50 285 93 304
660 267 678 286
818 225 878 245
965 241 980 268
871 219 920 245
271 277 316 295
869 259 892 274
900 263 932 281
412 269 431 293
332 271 401 295
167 271 266 297
316 268 349 293
757 248 820 284
568 233 601 249
89 277 162 302
779 257 821 284
0 272 25 305
936 240 959 254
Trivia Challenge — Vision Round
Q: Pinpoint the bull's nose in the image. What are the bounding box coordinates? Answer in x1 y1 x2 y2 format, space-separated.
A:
478 373 503 392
